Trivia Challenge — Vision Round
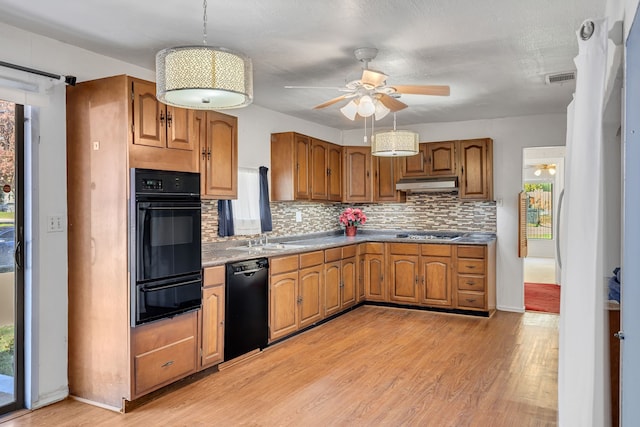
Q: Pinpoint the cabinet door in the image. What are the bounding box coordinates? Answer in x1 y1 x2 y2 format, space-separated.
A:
202 111 237 199
427 141 457 176
420 256 452 307
295 134 311 200
269 271 298 341
324 261 341 317
327 143 342 201
400 143 429 178
341 256 356 309
311 139 329 200
298 265 323 329
388 254 419 303
166 106 195 151
132 80 165 148
200 284 224 369
374 156 404 202
364 254 386 301
343 147 371 202
357 255 366 303
459 138 493 200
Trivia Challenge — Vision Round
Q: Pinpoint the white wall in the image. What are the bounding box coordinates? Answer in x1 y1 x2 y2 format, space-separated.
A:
345 114 567 312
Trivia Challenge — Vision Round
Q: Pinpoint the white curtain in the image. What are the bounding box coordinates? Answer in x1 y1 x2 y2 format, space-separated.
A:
232 168 261 235
558 18 608 426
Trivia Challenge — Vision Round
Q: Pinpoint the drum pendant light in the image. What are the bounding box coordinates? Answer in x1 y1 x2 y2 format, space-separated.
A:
156 0 253 110
371 113 419 157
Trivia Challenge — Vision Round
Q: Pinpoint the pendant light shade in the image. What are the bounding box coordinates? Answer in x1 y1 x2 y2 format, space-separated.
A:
155 0 253 110
371 113 419 157
156 46 253 109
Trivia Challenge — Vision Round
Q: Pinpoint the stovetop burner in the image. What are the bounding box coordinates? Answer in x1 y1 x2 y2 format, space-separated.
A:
396 233 463 241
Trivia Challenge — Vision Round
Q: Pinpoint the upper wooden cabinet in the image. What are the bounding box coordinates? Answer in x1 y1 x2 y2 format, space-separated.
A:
399 141 457 178
128 78 199 172
342 147 404 203
459 138 493 200
343 147 371 202
271 132 341 202
197 111 238 199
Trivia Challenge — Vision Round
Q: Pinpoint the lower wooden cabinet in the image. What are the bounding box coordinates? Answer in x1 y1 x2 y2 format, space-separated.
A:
132 311 198 398
454 243 496 312
324 246 357 316
298 252 324 328
200 266 225 370
388 244 420 304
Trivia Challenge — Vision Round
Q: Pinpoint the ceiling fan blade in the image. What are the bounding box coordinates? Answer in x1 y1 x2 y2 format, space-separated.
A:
377 94 408 112
285 85 345 90
392 85 450 96
361 69 387 87
313 95 349 110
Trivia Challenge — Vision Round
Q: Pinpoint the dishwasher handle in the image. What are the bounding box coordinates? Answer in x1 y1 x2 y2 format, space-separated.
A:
233 267 265 276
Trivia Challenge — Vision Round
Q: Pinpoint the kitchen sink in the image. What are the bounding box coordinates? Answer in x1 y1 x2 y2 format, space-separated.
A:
226 242 309 252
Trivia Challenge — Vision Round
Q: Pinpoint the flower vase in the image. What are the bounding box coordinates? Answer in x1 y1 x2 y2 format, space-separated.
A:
345 225 357 237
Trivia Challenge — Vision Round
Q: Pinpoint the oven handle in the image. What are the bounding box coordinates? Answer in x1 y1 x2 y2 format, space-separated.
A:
140 279 201 292
143 206 202 211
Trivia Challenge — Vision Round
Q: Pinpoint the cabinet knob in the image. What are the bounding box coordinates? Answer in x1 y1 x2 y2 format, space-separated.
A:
201 148 207 160
166 110 172 127
466 281 476 286
159 110 165 125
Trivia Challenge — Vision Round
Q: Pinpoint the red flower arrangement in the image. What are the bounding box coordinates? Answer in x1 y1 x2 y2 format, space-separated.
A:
339 207 367 227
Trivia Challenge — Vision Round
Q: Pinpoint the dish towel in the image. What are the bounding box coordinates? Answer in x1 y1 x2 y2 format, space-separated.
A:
232 168 261 235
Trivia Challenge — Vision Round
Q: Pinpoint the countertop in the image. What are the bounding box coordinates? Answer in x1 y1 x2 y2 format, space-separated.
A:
202 230 496 267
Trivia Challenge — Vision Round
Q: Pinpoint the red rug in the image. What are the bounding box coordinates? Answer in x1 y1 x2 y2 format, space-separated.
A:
525 283 560 314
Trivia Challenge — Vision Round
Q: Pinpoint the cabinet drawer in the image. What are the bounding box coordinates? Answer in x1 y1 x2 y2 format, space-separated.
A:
457 275 485 291
203 265 225 287
342 245 357 259
300 250 324 268
457 245 485 259
457 259 485 274
360 242 384 255
134 336 197 396
270 255 299 275
325 247 342 262
388 243 420 255
457 291 486 309
421 244 452 257
133 311 197 354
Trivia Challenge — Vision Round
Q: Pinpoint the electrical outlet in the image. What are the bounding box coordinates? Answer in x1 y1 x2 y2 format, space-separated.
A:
295 211 302 222
47 215 64 232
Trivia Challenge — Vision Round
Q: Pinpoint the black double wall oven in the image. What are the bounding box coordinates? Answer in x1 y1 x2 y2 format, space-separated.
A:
130 168 202 326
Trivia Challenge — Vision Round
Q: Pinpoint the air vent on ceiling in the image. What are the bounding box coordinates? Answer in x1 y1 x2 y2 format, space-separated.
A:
545 71 576 85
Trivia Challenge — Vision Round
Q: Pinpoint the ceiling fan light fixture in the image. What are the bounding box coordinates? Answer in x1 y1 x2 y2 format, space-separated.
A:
155 0 253 110
357 95 375 117
534 168 542 176
549 166 556 175
340 99 358 120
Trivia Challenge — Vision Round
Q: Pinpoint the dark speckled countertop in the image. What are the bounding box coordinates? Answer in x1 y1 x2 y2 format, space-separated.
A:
202 230 496 267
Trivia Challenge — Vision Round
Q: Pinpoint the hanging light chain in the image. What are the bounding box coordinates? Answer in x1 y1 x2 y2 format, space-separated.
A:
202 0 208 45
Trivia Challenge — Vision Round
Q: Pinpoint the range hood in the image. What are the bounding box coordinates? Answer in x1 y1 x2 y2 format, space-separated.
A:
395 177 459 193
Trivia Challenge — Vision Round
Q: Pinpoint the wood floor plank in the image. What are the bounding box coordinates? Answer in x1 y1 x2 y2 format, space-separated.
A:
3 306 559 426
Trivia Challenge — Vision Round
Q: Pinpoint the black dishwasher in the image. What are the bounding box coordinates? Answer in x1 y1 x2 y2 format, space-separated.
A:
225 258 269 361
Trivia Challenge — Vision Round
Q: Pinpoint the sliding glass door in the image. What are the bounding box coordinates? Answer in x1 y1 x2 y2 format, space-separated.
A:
0 100 24 415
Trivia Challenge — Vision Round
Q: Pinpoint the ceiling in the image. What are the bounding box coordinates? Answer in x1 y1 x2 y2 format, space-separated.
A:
0 0 604 130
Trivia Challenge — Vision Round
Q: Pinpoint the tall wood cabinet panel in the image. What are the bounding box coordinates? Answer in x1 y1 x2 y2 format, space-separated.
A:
67 74 132 408
129 79 198 172
198 111 238 199
327 143 343 201
343 146 372 202
459 138 493 200
360 243 386 302
271 132 311 201
324 260 342 317
311 139 329 200
200 266 225 370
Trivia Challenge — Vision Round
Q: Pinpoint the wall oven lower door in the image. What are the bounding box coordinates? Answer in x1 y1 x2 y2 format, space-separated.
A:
134 273 202 325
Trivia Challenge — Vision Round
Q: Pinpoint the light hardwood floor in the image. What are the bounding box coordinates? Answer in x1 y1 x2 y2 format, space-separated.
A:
2 306 559 426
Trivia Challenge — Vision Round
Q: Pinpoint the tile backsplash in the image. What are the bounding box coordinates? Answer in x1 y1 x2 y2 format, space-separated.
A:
202 192 496 243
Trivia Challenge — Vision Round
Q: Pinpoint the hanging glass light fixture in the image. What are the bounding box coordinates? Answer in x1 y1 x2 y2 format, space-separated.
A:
156 0 253 110
371 113 419 157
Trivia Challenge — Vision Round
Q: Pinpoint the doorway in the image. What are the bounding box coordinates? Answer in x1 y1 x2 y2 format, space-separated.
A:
522 146 565 313
0 100 24 415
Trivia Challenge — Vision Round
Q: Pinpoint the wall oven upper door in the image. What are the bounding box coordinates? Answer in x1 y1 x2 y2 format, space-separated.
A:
135 200 202 282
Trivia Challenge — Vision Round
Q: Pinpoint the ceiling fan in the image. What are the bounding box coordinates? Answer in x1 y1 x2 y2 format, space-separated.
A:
285 47 450 121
